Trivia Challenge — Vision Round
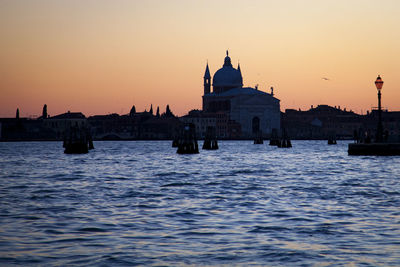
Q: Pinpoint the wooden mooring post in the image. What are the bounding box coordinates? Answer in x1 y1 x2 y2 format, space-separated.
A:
277 128 292 148
203 126 218 150
177 123 199 154
254 130 263 144
63 126 94 154
269 128 280 146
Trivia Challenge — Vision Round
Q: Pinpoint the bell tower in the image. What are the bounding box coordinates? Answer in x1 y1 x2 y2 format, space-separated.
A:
204 63 211 95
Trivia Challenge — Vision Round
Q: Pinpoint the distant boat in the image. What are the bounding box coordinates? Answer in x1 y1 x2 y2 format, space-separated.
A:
328 132 337 145
328 139 337 145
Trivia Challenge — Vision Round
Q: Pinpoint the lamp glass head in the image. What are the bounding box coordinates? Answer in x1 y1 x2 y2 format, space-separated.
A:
375 75 384 91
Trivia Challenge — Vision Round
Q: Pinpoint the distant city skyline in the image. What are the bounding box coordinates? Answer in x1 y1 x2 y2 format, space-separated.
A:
1 0 400 118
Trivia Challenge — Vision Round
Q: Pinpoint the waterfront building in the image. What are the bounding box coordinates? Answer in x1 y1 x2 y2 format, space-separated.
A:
364 109 400 142
283 105 362 139
282 105 400 141
43 111 88 140
88 105 181 140
180 110 243 139
202 51 280 138
180 110 217 139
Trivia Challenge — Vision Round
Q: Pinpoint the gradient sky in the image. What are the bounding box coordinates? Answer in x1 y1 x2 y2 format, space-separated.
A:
1 0 399 117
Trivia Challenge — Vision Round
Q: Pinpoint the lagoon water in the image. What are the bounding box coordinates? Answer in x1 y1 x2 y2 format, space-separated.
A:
0 141 399 266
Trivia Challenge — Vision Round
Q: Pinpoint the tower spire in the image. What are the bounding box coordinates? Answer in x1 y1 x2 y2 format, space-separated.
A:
204 62 211 95
237 62 243 85
204 63 210 79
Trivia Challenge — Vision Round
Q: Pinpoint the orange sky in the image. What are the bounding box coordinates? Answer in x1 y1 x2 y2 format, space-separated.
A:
1 0 399 118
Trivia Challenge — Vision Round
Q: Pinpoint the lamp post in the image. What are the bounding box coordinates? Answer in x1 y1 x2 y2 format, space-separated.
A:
375 75 384 142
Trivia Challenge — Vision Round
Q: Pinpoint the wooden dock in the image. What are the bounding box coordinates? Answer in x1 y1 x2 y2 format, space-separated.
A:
348 143 400 156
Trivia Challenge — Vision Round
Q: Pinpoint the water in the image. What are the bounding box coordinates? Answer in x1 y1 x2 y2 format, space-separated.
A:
0 141 399 266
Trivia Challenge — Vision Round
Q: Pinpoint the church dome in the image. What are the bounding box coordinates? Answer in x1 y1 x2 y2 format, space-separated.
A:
213 67 242 88
212 51 243 92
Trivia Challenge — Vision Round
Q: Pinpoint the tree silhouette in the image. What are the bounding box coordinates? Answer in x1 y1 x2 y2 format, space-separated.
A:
130 105 136 116
42 104 47 119
164 105 174 117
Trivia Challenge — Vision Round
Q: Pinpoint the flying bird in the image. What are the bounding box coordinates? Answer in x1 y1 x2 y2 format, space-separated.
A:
322 77 330 81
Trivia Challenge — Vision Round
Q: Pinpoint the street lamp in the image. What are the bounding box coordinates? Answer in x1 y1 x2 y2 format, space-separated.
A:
375 75 384 142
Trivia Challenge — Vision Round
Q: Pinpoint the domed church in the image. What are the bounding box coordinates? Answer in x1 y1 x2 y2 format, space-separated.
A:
202 51 281 137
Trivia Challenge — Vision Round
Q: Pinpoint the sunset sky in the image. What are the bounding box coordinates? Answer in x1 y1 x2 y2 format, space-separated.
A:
1 0 399 118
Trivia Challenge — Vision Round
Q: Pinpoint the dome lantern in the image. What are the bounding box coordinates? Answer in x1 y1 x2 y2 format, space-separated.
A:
223 50 232 67
212 51 243 93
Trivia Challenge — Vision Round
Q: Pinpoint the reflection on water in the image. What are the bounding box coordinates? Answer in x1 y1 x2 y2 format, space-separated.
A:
0 141 399 266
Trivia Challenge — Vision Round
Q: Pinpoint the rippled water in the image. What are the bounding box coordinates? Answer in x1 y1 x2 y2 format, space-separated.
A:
0 141 399 266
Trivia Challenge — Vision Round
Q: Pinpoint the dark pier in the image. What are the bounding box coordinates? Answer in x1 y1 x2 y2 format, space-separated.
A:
348 75 400 156
348 143 400 156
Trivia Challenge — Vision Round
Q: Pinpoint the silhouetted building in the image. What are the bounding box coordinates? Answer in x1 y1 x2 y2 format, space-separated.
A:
180 109 242 139
88 105 181 140
284 105 371 140
141 116 181 139
43 111 88 140
0 117 54 141
180 110 217 139
88 113 135 140
363 109 400 142
201 51 280 138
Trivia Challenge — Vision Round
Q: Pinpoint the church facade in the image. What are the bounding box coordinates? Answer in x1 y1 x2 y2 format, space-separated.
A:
202 51 281 137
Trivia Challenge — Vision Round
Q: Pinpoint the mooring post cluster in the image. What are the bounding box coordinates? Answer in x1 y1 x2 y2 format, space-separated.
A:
63 125 94 154
176 123 199 154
